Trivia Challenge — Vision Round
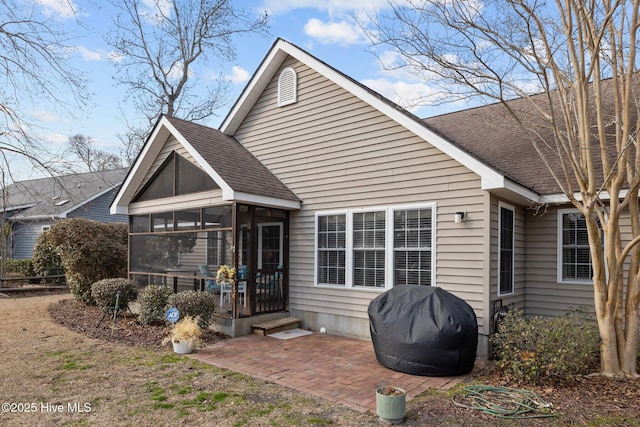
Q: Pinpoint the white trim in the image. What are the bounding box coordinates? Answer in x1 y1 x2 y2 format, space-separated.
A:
277 67 297 106
220 39 528 199
314 202 436 291
110 115 300 215
497 202 515 296
556 208 594 285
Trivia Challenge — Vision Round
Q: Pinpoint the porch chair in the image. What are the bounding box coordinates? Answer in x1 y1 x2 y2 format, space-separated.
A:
199 265 221 293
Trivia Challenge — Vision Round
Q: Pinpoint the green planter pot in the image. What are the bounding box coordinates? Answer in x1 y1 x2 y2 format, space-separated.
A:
376 387 406 424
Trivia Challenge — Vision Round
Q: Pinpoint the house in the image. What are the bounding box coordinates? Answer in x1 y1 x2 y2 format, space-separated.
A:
3 168 128 259
110 39 615 359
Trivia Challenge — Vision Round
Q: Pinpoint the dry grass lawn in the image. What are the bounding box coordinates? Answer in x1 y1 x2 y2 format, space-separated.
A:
0 293 375 426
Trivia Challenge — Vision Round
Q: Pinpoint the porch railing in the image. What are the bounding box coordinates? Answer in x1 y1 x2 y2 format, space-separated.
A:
254 268 285 314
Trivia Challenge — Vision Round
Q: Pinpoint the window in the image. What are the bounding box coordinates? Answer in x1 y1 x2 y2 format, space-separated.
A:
498 204 514 295
317 214 346 286
394 208 432 286
559 210 594 282
277 67 297 106
316 204 435 289
353 211 386 288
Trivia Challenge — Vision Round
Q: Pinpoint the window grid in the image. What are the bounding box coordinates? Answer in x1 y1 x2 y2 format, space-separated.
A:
353 211 386 287
315 205 434 290
562 213 592 280
393 209 432 286
317 214 346 285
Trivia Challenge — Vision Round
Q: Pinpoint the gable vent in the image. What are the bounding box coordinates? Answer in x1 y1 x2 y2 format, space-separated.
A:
278 67 297 106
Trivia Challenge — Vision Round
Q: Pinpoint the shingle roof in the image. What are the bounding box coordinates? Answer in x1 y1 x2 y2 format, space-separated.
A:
423 82 622 197
423 98 561 195
3 168 128 220
164 116 300 203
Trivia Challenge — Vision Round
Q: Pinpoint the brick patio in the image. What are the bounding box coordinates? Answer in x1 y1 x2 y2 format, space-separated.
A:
190 332 474 413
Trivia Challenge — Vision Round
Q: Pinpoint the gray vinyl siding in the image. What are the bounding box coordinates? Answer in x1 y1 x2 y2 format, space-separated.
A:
11 221 50 259
234 56 489 336
524 205 595 316
67 188 127 223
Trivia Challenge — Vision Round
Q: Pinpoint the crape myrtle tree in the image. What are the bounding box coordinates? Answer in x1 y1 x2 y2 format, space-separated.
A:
366 0 640 377
106 0 269 156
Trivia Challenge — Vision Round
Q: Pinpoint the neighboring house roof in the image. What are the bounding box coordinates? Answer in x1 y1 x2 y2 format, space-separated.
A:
111 115 300 214
2 168 128 221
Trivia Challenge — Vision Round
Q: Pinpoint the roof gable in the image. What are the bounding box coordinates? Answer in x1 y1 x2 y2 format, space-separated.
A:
220 38 540 203
111 115 300 214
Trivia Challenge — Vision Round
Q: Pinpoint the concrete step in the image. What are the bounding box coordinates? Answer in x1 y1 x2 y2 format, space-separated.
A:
252 317 301 336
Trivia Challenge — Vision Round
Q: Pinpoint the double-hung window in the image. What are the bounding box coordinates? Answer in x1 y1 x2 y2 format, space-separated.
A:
558 209 598 283
317 214 346 286
498 203 514 295
353 211 386 287
316 204 435 289
394 208 432 286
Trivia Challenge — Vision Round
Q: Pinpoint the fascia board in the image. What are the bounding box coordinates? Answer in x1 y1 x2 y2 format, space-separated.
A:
161 119 235 199
220 43 288 134
230 191 301 210
220 40 516 198
110 116 235 215
110 118 171 215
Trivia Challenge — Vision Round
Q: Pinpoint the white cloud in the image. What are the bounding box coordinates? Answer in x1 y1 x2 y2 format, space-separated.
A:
73 45 123 63
260 0 393 16
34 0 77 19
360 78 445 113
303 18 367 46
141 0 173 24
32 109 61 123
225 65 250 84
41 132 69 145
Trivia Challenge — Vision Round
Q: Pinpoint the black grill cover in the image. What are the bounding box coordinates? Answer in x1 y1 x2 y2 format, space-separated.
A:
368 285 477 376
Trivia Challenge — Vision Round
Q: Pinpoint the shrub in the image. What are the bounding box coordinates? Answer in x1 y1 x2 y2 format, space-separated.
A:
3 259 36 285
32 230 65 283
91 278 138 309
47 218 128 304
491 307 600 386
167 290 216 329
5 258 34 276
138 284 174 325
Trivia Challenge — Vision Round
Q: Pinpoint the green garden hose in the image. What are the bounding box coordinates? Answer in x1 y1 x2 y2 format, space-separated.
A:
451 384 557 419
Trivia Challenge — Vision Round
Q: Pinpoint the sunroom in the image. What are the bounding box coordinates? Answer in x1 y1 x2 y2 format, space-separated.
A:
110 115 301 331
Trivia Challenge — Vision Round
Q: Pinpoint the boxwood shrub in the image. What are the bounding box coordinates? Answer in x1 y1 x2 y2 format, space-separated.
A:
137 284 174 325
91 278 138 310
167 290 216 329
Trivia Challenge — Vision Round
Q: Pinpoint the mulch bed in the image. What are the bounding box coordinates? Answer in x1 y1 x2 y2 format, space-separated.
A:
47 298 225 349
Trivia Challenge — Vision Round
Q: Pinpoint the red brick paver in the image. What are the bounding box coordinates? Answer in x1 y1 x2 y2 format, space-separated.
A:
190 333 472 413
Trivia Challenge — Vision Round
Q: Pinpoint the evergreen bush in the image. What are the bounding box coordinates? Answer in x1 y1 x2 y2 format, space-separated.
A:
47 218 128 304
167 290 216 329
91 278 138 309
5 258 34 276
138 284 174 325
32 230 65 283
491 307 600 386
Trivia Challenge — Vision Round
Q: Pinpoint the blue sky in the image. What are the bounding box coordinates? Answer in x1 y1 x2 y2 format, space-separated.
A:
13 0 468 179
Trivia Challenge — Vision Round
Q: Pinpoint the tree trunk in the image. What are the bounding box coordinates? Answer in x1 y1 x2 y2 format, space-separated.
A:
597 312 622 376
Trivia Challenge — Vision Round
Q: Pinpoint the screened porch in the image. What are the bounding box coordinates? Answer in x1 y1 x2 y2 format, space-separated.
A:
128 204 289 318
